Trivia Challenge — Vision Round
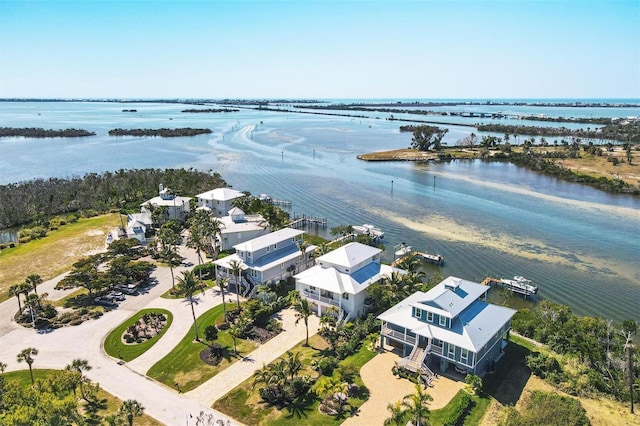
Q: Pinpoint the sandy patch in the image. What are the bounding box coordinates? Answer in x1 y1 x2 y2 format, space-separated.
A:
430 170 639 220
343 350 463 426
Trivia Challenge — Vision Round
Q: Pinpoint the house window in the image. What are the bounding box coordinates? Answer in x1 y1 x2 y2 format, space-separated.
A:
427 312 434 322
448 343 456 358
292 237 296 242
414 308 422 319
461 348 469 364
342 292 349 300
310 286 316 290
274 243 278 249
439 316 447 327
281 262 285 270
266 246 270 252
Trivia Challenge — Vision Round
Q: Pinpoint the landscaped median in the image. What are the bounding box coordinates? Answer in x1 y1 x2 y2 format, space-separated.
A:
214 334 376 425
104 308 173 362
146 303 256 392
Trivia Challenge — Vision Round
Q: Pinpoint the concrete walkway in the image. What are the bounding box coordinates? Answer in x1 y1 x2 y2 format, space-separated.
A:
186 308 320 406
0 242 237 425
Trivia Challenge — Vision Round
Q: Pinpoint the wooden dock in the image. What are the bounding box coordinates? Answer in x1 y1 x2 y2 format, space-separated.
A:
392 250 445 267
288 213 327 229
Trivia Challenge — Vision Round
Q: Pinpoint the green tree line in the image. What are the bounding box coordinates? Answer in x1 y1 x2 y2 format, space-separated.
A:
107 128 212 137
0 127 96 138
0 168 226 230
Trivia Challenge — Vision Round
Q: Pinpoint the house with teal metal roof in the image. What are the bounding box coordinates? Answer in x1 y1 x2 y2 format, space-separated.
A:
378 276 516 378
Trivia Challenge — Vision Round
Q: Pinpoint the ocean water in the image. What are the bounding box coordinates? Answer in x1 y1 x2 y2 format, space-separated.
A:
0 101 638 321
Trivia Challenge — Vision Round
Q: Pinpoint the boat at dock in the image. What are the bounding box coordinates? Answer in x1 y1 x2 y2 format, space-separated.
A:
500 276 538 295
352 224 384 239
394 242 412 257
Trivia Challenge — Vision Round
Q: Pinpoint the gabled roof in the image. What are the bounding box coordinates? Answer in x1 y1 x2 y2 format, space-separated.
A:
196 187 244 201
317 242 381 268
233 228 304 252
228 207 245 216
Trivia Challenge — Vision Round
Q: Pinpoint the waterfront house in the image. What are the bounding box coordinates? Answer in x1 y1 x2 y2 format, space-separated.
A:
378 276 516 378
217 207 270 251
213 228 316 296
141 184 191 221
196 187 245 217
295 242 400 322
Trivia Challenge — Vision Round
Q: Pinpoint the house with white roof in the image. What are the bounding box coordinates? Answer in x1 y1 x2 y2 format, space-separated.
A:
196 187 245 217
214 228 316 296
126 212 153 243
218 207 270 251
295 242 400 322
140 184 191 221
378 276 516 377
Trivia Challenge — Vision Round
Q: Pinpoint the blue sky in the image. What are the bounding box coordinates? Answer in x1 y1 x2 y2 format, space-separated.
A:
1 0 638 99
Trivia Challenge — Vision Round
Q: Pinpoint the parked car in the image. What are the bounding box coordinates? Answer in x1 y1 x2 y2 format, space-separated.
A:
109 291 125 301
94 297 117 308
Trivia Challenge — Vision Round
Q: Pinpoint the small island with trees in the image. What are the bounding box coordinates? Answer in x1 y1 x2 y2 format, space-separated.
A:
108 128 212 137
181 108 239 113
0 127 96 138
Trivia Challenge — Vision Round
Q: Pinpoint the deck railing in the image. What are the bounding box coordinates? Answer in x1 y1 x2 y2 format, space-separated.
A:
302 290 340 307
381 326 416 345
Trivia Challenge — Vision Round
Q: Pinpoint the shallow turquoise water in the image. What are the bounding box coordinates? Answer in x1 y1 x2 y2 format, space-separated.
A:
0 101 638 321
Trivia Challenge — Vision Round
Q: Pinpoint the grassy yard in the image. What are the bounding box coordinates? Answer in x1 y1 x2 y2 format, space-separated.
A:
160 279 217 299
146 302 256 392
3 369 162 425
0 213 121 301
214 334 376 426
103 308 173 362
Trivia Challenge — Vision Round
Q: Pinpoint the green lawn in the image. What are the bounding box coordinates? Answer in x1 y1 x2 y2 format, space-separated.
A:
160 279 216 299
214 334 376 426
146 302 256 392
103 308 173 362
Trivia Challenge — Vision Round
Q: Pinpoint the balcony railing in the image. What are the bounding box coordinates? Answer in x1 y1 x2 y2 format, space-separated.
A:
381 326 416 345
302 290 340 307
430 345 443 356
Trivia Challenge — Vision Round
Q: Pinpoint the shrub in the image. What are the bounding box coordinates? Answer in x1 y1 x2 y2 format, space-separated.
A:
312 356 338 376
289 375 314 398
204 325 219 342
217 322 230 330
69 319 84 326
258 386 281 405
442 393 473 426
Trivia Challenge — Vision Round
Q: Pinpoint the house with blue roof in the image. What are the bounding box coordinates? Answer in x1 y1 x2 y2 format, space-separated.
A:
378 276 516 378
214 228 316 296
295 242 402 322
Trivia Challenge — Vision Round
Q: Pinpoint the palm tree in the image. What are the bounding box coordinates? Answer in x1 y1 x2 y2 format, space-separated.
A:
296 239 310 272
177 270 203 341
17 347 38 384
8 284 24 314
285 351 302 381
65 359 92 400
25 274 43 306
186 227 206 280
292 295 314 346
229 322 242 355
401 383 433 426
384 400 406 426
216 277 229 321
160 245 181 289
229 259 243 310
118 399 145 426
